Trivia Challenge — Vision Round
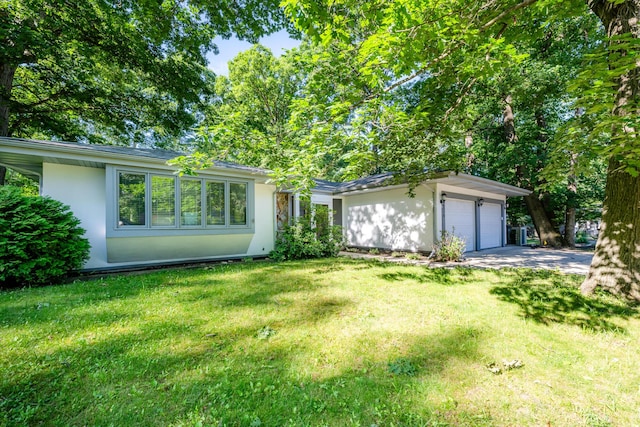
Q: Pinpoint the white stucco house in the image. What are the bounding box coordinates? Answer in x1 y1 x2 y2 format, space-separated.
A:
0 137 529 271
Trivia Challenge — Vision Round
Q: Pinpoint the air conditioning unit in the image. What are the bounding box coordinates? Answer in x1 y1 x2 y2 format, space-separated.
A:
514 227 527 246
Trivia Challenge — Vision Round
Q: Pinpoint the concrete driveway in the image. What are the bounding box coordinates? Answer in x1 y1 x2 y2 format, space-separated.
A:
460 245 593 275
341 245 594 275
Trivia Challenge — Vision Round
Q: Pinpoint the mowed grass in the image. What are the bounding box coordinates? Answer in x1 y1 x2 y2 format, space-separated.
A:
1 259 639 427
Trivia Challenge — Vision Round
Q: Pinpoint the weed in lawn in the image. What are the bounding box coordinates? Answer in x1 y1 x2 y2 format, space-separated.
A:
257 326 277 340
388 358 417 376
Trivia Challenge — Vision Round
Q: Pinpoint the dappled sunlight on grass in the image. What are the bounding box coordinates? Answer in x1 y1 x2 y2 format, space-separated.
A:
1 259 640 426
490 268 638 332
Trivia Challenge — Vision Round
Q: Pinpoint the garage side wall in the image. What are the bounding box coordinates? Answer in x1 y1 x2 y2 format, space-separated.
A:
343 186 434 252
42 163 108 269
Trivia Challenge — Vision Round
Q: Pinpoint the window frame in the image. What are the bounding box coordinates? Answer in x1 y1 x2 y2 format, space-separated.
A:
107 166 254 238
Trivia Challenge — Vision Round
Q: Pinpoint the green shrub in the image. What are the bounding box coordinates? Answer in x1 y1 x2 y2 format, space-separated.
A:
368 248 380 255
0 186 91 287
575 230 589 244
270 218 344 261
430 230 466 262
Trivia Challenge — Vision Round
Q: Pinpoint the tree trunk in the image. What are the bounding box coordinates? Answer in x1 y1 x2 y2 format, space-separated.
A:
563 152 578 248
581 158 640 300
563 206 576 247
524 193 562 247
504 95 562 247
0 62 17 185
582 0 640 301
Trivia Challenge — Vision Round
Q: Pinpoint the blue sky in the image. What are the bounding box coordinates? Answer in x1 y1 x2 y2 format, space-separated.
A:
207 29 300 76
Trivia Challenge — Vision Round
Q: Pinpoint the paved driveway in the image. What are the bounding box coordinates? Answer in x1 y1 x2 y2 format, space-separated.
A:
461 246 593 275
342 245 594 275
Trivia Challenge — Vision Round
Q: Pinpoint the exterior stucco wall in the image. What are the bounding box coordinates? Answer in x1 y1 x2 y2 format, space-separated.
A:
42 163 108 269
247 183 276 256
343 185 434 252
42 163 276 269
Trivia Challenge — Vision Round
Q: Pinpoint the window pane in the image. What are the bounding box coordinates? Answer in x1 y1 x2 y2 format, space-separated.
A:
118 172 146 226
206 181 225 225
152 176 175 226
230 183 247 225
180 180 202 226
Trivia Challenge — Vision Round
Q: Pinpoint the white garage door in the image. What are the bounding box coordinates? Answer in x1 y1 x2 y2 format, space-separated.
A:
445 199 476 252
479 203 502 249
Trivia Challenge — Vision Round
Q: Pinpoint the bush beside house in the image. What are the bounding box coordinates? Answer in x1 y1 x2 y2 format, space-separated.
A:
0 186 90 287
270 219 344 261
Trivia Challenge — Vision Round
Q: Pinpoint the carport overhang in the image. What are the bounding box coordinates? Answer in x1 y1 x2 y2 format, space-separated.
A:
430 172 531 197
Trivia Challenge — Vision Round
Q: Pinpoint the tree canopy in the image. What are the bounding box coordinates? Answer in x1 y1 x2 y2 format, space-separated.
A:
0 0 288 146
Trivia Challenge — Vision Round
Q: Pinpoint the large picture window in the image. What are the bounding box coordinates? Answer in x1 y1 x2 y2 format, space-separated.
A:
114 169 251 232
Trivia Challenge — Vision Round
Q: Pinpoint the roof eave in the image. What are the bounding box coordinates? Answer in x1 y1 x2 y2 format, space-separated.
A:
0 137 271 180
431 171 531 197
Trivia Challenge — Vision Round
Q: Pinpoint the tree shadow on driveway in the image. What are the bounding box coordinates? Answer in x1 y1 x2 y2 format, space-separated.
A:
489 269 639 333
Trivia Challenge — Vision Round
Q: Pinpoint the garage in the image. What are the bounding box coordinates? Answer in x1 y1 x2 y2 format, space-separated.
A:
444 198 476 252
443 197 505 252
479 202 503 249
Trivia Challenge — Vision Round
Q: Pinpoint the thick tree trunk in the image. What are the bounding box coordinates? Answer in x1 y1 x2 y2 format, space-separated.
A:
524 193 562 247
0 63 17 185
581 158 640 300
582 0 640 300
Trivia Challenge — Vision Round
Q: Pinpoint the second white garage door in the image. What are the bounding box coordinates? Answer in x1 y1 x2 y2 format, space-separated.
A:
479 203 503 249
445 199 476 252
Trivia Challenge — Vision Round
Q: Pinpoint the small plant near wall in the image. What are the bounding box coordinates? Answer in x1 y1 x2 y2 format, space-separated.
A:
430 230 466 262
0 186 90 287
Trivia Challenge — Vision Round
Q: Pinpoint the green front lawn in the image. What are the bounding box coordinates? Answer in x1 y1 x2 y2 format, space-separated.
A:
1 259 638 426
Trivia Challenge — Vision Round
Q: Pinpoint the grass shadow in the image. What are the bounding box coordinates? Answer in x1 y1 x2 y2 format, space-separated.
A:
489 269 639 333
379 267 474 286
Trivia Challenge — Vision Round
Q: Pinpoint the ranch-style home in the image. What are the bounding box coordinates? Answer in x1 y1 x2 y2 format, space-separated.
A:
0 137 529 270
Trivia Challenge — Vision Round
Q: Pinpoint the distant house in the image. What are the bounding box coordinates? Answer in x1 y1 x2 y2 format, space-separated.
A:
0 137 529 270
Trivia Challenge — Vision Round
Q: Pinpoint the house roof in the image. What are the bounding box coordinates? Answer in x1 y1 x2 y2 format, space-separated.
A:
1 137 530 197
316 171 530 197
0 137 270 180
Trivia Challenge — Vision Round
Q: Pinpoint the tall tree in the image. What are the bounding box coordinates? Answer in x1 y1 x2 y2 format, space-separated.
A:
197 45 303 170
579 0 640 300
0 0 288 181
281 0 640 300
458 15 603 248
